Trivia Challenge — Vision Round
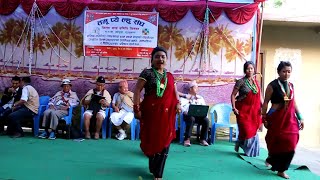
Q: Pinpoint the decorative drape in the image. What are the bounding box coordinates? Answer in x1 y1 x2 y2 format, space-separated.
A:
0 0 20 15
0 0 264 24
225 3 259 25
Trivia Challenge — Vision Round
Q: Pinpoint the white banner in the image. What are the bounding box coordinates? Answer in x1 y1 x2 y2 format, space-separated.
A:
84 10 158 58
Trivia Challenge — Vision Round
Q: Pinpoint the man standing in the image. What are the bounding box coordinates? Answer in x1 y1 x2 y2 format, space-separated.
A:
0 76 22 133
7 77 39 138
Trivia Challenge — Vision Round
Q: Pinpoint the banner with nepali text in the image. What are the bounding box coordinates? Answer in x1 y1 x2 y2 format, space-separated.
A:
84 10 158 58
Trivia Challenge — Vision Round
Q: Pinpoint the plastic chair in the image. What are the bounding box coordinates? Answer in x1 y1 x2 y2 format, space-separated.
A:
118 113 178 141
131 118 140 140
33 96 50 136
80 106 109 139
210 103 238 144
179 112 201 144
44 105 74 139
61 106 74 126
107 109 139 140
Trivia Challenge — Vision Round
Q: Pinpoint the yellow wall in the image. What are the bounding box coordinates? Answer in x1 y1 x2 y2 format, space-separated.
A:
260 25 320 148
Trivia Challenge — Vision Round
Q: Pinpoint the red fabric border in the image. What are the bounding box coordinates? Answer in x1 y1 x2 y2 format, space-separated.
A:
0 0 20 15
0 0 264 23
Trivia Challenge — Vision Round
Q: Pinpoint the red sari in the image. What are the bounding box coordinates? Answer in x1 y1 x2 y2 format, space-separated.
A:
265 97 299 154
265 84 299 172
235 80 262 141
140 72 177 156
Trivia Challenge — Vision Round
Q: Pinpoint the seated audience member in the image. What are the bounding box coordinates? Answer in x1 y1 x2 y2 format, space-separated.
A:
82 76 111 139
38 79 79 140
110 80 134 140
0 76 22 133
180 80 209 147
7 77 39 138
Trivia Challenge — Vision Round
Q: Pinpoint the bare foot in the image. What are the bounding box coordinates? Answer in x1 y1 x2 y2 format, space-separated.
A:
94 132 100 140
277 172 290 179
85 131 91 139
265 161 271 167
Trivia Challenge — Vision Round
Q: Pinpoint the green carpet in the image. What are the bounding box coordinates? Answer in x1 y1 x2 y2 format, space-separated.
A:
0 136 318 180
239 151 308 171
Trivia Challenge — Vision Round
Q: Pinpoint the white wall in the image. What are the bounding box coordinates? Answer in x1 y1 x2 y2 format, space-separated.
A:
261 25 320 148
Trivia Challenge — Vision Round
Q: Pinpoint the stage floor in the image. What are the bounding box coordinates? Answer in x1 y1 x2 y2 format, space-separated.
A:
0 136 318 180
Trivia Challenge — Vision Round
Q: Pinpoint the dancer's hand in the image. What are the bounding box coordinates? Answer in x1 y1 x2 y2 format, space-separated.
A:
262 114 269 129
176 103 181 114
299 120 304 130
232 108 239 115
263 121 268 129
134 111 141 119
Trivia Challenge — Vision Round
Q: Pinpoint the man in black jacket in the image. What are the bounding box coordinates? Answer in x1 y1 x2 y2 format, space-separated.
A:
0 76 22 133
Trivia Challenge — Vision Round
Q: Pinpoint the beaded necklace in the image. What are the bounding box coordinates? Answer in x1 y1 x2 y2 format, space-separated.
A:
277 79 293 101
277 79 293 109
244 78 258 94
152 68 167 97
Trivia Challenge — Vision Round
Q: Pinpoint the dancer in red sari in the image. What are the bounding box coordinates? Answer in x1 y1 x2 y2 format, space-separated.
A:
262 61 304 179
133 47 181 180
231 61 262 157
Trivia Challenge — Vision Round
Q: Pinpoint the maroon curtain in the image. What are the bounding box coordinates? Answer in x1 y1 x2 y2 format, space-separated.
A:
191 4 223 23
156 2 190 22
53 0 87 19
96 0 139 2
88 2 122 11
0 0 20 15
0 0 263 24
225 3 259 25
20 0 54 17
123 1 157 12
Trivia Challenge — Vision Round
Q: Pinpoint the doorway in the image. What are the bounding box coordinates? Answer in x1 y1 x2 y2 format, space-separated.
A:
256 51 265 94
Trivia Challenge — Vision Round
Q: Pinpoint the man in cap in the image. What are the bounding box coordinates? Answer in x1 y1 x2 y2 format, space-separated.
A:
110 80 134 140
38 79 79 139
82 76 111 139
180 80 209 146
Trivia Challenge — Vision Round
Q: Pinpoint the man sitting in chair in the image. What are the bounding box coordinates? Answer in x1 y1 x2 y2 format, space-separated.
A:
110 80 134 140
0 76 22 133
180 80 209 147
82 76 111 139
7 77 39 138
38 79 79 140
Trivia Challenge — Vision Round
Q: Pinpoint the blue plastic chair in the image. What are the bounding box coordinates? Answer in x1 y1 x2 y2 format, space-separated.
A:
107 109 139 140
60 106 74 126
119 113 178 141
33 96 50 136
80 106 109 139
179 112 201 144
43 105 75 138
132 118 140 140
210 103 238 144
107 108 137 140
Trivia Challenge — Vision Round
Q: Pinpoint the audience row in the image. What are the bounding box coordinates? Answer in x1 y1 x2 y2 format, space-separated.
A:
0 75 210 146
